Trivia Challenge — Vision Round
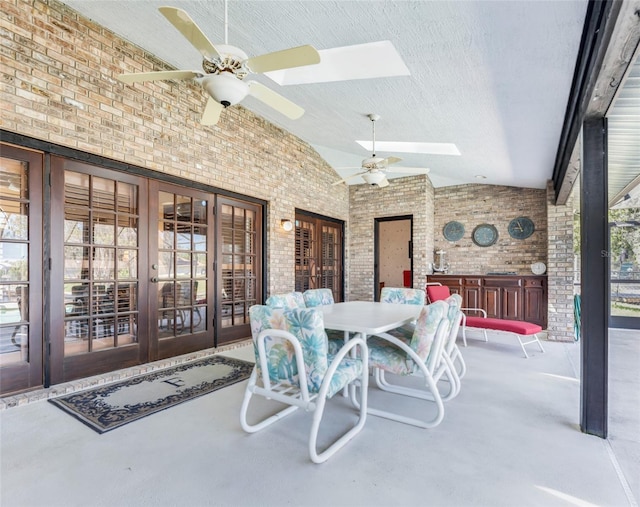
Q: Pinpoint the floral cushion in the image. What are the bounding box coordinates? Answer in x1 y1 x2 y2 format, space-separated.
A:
265 292 306 310
303 288 335 307
249 305 361 398
368 300 448 374
380 287 426 306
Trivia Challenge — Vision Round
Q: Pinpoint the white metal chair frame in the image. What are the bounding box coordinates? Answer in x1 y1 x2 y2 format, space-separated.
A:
240 329 369 464
369 315 451 428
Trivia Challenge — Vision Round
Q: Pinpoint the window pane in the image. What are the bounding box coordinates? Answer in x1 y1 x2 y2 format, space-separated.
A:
65 207 90 244
0 158 28 199
0 200 28 240
93 248 115 280
117 249 137 279
117 182 137 214
92 177 115 211
117 215 138 247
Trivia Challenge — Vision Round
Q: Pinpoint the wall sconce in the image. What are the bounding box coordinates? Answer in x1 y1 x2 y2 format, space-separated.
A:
281 219 294 232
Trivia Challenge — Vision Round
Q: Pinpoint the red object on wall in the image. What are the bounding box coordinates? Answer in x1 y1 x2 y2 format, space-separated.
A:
403 270 411 287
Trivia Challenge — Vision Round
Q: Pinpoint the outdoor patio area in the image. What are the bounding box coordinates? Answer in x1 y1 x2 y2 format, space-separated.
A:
1 328 638 507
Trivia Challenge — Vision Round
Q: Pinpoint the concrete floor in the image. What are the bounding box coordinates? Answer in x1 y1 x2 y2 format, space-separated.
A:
1 328 638 507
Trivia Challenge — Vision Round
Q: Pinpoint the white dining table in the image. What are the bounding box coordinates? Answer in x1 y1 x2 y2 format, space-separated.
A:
320 301 421 337
319 301 438 427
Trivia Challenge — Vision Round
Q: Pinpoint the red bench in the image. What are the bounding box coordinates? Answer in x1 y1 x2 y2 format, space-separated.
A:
463 316 545 358
426 283 545 358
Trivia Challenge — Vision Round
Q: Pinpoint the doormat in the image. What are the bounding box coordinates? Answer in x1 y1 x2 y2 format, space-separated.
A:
49 355 254 433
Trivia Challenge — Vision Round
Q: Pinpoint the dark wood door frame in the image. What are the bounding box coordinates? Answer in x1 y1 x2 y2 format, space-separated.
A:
374 215 413 301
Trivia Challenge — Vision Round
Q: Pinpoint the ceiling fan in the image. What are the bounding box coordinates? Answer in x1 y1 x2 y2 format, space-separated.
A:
333 114 430 188
117 4 320 126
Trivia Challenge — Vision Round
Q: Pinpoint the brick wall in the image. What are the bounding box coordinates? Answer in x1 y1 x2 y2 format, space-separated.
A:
546 181 576 341
434 184 548 274
2 0 577 339
0 0 348 296
348 175 434 301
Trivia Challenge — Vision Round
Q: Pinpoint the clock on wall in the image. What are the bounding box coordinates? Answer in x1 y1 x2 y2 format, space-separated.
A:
443 221 465 242
508 217 535 240
472 224 498 247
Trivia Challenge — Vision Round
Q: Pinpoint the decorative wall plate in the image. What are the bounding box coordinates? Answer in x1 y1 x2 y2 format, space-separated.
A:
472 224 498 247
443 221 465 241
531 262 546 275
508 217 535 240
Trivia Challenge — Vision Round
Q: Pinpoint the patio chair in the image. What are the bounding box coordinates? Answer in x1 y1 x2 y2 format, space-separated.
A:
380 286 426 305
376 295 462 401
265 291 306 310
302 288 345 353
366 300 450 428
302 288 335 307
426 284 488 346
240 305 369 464
379 286 427 341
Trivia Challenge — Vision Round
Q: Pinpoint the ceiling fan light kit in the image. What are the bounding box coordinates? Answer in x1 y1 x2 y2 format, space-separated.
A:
199 73 249 107
362 171 385 185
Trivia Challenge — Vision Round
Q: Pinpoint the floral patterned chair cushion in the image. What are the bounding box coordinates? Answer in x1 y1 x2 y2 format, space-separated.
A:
249 305 362 398
265 291 306 310
380 287 426 305
303 288 335 307
367 300 448 375
380 287 427 341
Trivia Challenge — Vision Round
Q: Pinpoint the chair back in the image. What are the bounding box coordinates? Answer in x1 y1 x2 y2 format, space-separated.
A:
426 284 451 303
380 287 426 305
265 291 306 310
408 300 448 366
443 294 463 354
303 288 335 307
249 305 328 393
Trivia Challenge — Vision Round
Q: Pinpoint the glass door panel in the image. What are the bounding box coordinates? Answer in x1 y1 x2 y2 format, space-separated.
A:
0 145 43 394
610 216 640 329
217 197 261 344
151 184 213 360
62 171 139 356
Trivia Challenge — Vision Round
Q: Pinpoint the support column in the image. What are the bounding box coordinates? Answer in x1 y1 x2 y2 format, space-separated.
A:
580 117 609 438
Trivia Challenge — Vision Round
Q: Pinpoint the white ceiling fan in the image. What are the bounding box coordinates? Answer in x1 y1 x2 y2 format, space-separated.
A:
333 114 430 188
117 4 320 126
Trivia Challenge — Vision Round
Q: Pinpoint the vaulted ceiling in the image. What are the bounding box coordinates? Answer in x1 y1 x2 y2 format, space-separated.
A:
60 0 637 195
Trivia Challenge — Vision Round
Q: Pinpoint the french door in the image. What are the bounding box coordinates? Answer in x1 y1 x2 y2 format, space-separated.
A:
0 145 43 393
294 212 343 302
149 182 215 359
216 196 262 344
50 157 149 383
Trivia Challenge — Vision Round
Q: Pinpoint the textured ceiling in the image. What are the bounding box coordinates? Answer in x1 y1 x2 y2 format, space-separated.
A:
62 0 589 189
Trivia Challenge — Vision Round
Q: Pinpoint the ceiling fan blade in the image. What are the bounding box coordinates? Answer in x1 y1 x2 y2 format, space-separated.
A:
377 178 390 188
384 156 402 166
247 81 304 119
118 70 200 84
158 6 220 60
245 45 320 74
332 172 366 185
386 167 431 174
201 97 224 126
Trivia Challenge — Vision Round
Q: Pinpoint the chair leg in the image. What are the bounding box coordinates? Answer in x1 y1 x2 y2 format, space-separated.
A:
240 368 300 433
450 344 467 378
516 333 545 358
308 380 367 464
309 340 369 464
369 367 445 428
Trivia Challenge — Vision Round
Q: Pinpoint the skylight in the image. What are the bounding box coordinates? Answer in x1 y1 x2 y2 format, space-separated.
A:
355 141 461 156
264 41 410 85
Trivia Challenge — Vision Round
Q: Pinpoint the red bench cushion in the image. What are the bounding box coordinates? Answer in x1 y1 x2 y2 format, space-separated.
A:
465 317 542 335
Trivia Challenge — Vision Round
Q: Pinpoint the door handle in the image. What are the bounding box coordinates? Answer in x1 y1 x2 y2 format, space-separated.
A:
150 277 158 283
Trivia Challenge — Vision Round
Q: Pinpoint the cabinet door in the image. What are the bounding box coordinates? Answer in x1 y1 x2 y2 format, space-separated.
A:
524 287 546 327
463 286 482 309
502 286 522 320
483 287 501 318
